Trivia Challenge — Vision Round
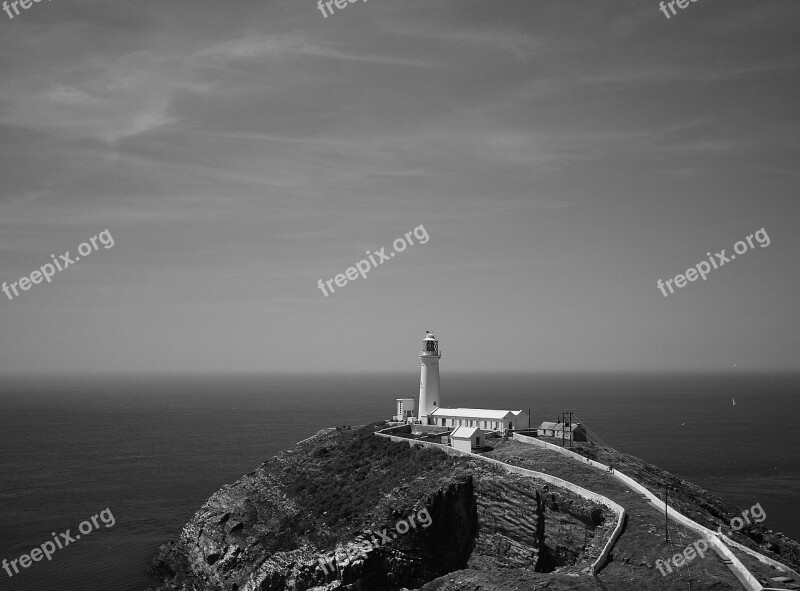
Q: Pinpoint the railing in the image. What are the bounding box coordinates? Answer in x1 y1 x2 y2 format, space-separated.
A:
419 350 442 357
512 433 769 589
375 426 626 576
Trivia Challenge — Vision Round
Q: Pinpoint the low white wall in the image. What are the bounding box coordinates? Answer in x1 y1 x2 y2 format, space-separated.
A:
512 433 776 590
380 424 412 435
614 469 761 591
719 533 800 580
376 429 625 575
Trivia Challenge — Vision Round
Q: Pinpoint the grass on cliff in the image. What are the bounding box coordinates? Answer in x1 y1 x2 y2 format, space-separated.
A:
287 424 457 529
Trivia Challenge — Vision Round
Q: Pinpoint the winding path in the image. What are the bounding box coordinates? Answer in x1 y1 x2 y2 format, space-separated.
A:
376 425 799 590
511 433 799 590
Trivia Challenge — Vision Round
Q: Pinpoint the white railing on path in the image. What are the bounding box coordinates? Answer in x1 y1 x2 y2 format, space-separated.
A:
512 433 798 591
375 428 625 576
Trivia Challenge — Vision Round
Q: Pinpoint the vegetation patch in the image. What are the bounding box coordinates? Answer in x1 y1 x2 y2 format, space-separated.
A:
281 423 467 545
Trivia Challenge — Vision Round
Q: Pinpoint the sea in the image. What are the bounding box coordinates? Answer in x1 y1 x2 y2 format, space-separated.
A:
0 372 798 591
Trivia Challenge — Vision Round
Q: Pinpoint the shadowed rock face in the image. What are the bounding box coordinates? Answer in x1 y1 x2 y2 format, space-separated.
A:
470 477 608 573
150 473 481 589
147 426 612 591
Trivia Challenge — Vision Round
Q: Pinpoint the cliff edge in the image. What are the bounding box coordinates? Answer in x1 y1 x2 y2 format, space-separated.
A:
147 422 800 591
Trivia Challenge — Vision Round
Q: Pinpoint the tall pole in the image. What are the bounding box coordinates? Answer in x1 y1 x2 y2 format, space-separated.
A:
665 484 670 543
568 412 574 448
561 413 565 447
528 408 531 433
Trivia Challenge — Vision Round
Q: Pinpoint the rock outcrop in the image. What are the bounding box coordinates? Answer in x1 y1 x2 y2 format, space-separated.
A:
147 423 800 591
148 424 613 590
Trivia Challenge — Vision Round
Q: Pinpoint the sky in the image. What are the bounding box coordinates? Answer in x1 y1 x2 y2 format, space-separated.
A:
0 0 798 375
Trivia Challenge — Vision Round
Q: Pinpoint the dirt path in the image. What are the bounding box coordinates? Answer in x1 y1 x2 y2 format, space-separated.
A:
483 439 745 590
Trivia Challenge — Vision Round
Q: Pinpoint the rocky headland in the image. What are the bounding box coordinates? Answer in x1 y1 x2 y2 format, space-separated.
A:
147 422 800 591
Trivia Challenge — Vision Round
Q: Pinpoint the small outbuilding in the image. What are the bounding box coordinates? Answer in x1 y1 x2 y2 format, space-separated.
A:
393 397 417 422
537 420 587 442
538 421 560 437
564 422 587 442
450 426 484 452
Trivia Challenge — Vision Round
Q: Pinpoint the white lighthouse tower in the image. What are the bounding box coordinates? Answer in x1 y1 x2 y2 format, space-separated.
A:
418 331 442 424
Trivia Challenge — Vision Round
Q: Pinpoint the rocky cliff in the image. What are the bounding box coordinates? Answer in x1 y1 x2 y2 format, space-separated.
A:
147 423 800 591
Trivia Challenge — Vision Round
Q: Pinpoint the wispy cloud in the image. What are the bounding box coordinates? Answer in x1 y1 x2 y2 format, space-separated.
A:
0 0 798 374
197 34 431 67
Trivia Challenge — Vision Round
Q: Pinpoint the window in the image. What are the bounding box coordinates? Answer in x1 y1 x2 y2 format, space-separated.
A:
459 420 462 426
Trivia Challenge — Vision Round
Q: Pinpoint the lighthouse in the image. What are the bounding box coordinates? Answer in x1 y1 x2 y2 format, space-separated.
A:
392 331 527 432
418 331 442 424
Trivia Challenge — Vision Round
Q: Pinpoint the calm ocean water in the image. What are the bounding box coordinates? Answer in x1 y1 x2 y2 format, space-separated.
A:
0 372 798 591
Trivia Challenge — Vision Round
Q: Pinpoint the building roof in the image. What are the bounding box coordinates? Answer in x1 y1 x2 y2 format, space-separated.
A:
430 407 524 420
451 426 482 439
538 421 583 432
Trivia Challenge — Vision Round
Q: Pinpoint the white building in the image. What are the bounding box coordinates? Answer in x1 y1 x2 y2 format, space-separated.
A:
450 426 483 452
429 407 527 432
417 331 441 421
538 421 560 437
394 332 532 432
538 421 587 442
393 397 416 422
